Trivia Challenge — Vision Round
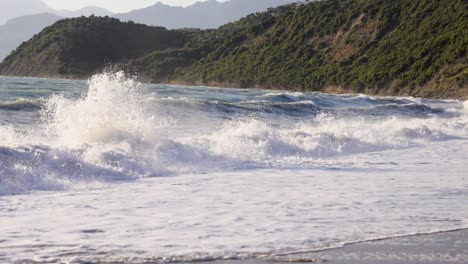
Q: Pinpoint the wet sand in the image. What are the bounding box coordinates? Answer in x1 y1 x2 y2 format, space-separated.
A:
194 229 468 264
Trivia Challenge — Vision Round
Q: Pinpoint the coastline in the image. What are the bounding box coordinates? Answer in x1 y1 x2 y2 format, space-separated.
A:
193 229 468 264
0 74 466 100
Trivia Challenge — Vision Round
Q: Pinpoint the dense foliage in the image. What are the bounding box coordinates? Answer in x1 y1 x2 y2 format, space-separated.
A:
175 0 467 98
0 0 466 98
0 16 191 77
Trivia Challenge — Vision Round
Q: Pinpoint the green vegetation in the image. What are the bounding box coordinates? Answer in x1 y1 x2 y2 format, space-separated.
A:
175 0 467 98
1 0 467 98
0 16 192 77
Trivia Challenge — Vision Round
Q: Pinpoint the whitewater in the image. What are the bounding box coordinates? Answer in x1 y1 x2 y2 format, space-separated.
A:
0 72 467 263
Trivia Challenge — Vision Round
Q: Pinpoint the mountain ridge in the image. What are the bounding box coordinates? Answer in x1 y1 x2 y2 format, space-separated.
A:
0 0 466 99
0 0 114 25
0 0 297 62
53 6 114 18
114 0 298 29
0 13 62 63
0 0 50 25
0 0 115 61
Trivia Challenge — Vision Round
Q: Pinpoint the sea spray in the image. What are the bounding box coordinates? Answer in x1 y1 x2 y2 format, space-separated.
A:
1 74 468 262
1 72 468 195
0 125 19 146
42 71 169 148
200 113 456 163
0 72 168 194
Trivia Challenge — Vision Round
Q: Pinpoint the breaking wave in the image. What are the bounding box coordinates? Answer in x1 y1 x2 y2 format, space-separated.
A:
0 72 467 195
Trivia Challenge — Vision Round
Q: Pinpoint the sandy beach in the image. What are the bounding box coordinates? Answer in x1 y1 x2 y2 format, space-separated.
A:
194 229 468 264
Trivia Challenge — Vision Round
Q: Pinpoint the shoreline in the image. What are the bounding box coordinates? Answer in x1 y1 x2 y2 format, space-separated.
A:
0 74 466 101
192 228 468 264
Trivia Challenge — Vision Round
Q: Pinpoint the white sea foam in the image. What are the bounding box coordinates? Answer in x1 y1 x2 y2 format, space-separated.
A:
1 141 467 262
0 73 468 263
42 72 169 148
0 125 19 145
1 72 467 195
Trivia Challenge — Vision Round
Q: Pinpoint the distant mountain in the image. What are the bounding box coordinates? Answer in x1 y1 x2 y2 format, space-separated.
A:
0 5 113 62
0 0 51 25
0 13 62 62
114 0 299 29
53 6 113 18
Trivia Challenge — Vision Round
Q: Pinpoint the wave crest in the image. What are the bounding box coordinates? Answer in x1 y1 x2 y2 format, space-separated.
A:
1 72 467 195
42 72 171 148
0 98 42 111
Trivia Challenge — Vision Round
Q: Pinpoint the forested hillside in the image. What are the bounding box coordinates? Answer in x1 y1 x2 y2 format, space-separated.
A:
1 0 466 98
172 0 467 98
0 16 192 78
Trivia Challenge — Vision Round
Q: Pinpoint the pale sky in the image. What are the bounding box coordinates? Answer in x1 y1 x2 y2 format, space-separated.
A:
43 0 227 13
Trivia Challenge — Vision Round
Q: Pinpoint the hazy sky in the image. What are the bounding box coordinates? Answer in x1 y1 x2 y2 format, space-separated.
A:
43 0 227 12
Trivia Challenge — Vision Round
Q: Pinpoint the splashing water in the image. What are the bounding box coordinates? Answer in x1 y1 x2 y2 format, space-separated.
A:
0 72 467 194
0 73 468 263
42 72 167 148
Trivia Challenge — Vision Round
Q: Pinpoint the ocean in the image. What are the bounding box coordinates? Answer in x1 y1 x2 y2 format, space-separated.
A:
0 72 467 263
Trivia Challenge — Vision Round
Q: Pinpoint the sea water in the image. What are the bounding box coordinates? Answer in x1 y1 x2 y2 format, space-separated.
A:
0 72 467 263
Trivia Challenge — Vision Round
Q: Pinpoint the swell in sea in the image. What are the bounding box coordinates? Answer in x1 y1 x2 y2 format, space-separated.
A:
1 72 467 195
0 72 467 263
